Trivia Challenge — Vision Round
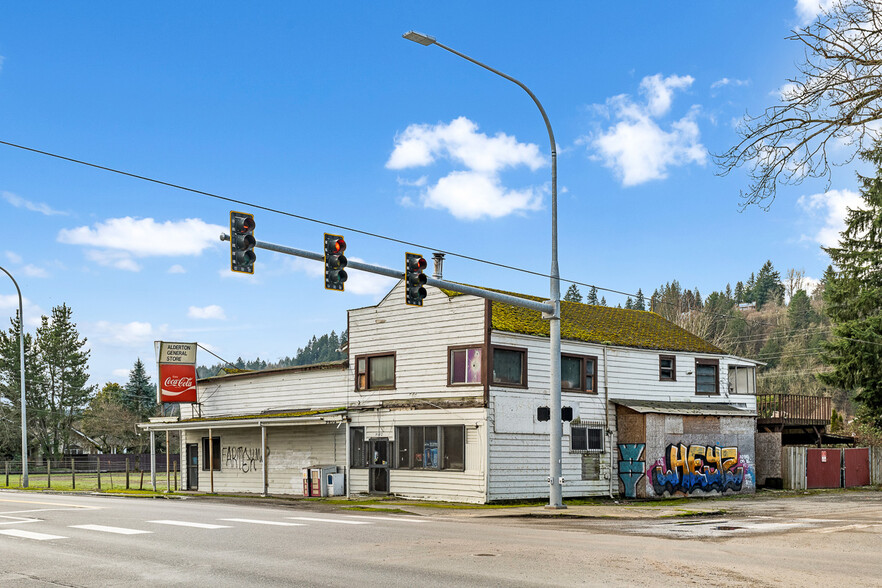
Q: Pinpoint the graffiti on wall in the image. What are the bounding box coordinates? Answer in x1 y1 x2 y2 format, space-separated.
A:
618 444 645 498
649 444 749 495
223 446 264 473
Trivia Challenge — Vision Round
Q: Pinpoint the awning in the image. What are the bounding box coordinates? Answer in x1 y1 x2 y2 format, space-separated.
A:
138 409 348 432
613 399 756 417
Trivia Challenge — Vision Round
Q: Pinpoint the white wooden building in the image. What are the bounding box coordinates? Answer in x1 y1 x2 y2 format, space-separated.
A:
142 281 760 503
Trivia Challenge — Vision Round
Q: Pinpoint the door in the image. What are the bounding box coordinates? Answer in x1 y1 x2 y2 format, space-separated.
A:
806 448 841 489
844 448 870 487
368 438 390 494
186 443 199 490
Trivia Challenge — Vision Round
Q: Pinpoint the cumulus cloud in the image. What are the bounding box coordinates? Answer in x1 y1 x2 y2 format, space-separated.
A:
168 264 186 274
284 256 397 297
2 191 67 216
587 73 706 186
188 305 227 320
21 264 49 278
58 217 224 271
0 294 44 327
795 0 836 25
5 251 22 264
797 189 863 248
711 77 749 90
387 117 546 220
90 320 157 346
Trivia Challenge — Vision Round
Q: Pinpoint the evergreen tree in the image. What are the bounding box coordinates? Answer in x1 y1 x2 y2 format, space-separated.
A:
0 313 39 459
820 143 882 425
788 290 815 331
124 358 156 421
734 281 745 303
753 260 785 309
586 286 599 305
33 304 94 460
634 289 646 311
624 297 633 309
563 284 583 303
599 296 607 306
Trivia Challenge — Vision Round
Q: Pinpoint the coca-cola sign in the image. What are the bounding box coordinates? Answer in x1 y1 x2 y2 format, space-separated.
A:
159 363 197 403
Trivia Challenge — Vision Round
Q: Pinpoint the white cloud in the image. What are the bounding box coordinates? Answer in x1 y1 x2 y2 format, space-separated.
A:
284 256 397 297
5 251 22 264
711 77 749 90
795 0 836 25
112 368 131 378
168 264 186 274
797 188 863 248
91 320 157 346
387 117 546 221
21 264 48 278
58 217 224 271
588 74 706 187
2 191 67 216
188 305 227 320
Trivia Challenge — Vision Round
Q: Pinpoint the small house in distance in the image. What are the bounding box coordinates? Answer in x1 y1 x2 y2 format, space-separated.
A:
142 281 760 502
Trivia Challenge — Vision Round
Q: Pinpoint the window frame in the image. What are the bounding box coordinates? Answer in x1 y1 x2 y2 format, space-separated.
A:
201 436 221 471
355 352 396 391
570 423 604 453
695 358 720 395
659 355 677 381
394 425 466 472
447 345 484 386
349 427 368 468
490 345 528 388
561 354 599 393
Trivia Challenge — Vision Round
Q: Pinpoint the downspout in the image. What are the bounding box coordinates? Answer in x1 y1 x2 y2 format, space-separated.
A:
604 346 614 499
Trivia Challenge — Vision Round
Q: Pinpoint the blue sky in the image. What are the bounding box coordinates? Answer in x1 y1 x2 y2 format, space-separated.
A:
0 2 862 388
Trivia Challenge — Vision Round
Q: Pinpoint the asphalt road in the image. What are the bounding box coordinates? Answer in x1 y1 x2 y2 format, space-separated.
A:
1 490 880 587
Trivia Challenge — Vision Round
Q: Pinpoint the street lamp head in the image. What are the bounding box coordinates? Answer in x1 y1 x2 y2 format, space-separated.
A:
402 31 436 46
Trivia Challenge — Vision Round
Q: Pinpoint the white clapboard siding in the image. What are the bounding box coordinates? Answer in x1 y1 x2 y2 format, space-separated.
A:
348 283 487 404
183 424 344 495
191 366 350 419
348 407 486 503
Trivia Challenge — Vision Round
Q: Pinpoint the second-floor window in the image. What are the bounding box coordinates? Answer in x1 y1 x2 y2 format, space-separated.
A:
695 358 719 395
659 355 676 381
356 353 395 390
449 347 482 385
561 354 598 393
491 346 527 387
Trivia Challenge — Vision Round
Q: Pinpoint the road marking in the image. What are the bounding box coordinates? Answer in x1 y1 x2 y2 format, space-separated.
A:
0 498 99 509
0 515 41 526
70 524 153 535
286 516 372 525
220 518 305 526
342 515 428 523
0 529 67 541
147 520 232 529
809 523 875 534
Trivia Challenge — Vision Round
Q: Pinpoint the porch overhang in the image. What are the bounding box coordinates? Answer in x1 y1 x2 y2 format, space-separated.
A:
613 399 756 417
138 408 349 432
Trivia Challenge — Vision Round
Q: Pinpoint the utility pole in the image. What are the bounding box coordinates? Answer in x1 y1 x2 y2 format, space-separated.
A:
0 266 28 487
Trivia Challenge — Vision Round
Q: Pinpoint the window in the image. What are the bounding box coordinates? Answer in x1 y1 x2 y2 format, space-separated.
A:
659 355 676 381
695 358 720 395
449 347 482 384
350 427 368 468
356 353 395 390
395 425 466 471
201 436 220 471
561 354 598 393
728 365 756 395
492 346 527 387
571 424 604 453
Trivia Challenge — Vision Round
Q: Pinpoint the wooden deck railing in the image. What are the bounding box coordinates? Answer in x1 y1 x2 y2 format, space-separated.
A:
756 394 832 426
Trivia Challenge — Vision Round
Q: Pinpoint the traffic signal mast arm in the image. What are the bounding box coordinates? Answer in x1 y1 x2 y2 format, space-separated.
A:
220 233 554 314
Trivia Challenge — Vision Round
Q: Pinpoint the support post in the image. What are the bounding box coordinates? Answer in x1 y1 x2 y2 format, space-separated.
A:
150 429 157 491
47 459 51 489
71 458 75 490
261 424 268 497
125 457 130 490
209 427 214 493
166 430 171 493
96 457 101 490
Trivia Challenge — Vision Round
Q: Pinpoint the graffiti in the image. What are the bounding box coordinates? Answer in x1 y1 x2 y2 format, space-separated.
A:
223 446 263 473
617 444 645 498
649 444 749 495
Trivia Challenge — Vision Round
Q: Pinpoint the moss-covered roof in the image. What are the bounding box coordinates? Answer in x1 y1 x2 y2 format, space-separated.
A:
441 286 722 354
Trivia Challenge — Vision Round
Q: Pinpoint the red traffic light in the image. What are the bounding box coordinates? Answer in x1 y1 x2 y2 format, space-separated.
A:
332 237 346 255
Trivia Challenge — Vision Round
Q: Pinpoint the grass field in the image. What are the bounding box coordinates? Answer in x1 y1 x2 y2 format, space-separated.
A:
0 470 179 492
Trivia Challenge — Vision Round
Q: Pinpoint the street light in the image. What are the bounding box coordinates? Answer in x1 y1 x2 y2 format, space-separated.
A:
0 266 28 487
403 31 564 508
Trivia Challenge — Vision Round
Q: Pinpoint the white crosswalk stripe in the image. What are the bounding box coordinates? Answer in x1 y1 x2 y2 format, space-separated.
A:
0 529 67 541
219 518 305 526
342 514 428 523
286 516 372 525
70 524 152 535
147 520 232 529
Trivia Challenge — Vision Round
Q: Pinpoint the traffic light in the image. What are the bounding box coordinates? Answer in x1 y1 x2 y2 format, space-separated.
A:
230 211 256 274
537 406 551 422
405 252 428 306
561 406 573 422
324 233 348 291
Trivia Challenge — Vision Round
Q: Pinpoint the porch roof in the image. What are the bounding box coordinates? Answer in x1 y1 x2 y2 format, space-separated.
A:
138 407 348 431
613 399 756 417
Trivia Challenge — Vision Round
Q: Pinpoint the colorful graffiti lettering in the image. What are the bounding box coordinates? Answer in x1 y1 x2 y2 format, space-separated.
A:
649 444 748 495
618 443 645 498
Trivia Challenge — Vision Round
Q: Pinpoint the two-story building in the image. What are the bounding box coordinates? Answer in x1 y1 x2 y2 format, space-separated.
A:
142 281 759 503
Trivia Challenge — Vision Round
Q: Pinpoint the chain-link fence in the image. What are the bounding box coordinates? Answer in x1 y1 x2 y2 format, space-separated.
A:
1 454 180 492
